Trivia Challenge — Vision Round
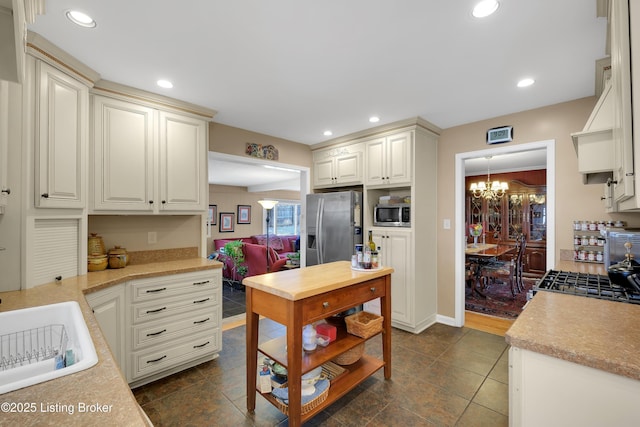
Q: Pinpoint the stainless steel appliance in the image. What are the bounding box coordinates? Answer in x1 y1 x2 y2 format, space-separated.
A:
603 228 640 268
534 270 640 305
373 204 410 227
306 191 362 266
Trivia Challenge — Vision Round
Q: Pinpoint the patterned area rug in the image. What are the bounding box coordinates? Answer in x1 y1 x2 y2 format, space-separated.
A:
465 277 537 319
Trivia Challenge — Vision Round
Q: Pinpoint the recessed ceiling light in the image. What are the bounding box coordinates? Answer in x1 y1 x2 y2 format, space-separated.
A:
65 10 96 28
157 79 173 89
517 78 535 88
369 116 380 123
323 130 333 136
472 0 500 18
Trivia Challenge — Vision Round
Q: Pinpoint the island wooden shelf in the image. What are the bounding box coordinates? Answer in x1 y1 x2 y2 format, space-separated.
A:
243 261 393 427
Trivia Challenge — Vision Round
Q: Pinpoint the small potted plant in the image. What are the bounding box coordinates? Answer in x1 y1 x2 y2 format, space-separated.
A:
286 252 300 266
223 240 248 288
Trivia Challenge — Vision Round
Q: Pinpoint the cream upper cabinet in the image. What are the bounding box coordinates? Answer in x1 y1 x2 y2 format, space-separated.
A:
158 111 207 211
312 143 363 188
0 81 9 213
91 95 208 213
34 61 88 209
365 131 412 187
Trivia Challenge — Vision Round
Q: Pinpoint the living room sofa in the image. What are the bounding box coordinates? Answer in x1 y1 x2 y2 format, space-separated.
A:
213 234 299 282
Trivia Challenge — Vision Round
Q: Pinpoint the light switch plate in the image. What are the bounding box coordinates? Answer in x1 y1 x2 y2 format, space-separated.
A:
443 219 451 229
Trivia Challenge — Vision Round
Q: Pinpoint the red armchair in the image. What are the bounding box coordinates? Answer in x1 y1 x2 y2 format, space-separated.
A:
217 241 287 282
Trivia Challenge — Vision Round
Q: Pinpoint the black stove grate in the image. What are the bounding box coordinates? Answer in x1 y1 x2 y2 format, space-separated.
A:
535 270 640 304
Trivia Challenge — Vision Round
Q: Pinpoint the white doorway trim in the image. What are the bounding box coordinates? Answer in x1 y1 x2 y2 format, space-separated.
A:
453 140 556 327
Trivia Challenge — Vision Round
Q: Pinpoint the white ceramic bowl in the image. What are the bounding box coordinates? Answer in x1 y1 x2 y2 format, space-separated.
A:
301 366 323 396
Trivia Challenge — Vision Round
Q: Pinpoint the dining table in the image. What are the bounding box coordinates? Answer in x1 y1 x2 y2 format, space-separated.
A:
465 243 516 297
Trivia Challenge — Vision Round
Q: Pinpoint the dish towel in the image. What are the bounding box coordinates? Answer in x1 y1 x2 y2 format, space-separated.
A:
271 379 329 405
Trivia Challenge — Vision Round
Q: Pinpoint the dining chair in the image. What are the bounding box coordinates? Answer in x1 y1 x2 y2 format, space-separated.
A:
479 235 523 297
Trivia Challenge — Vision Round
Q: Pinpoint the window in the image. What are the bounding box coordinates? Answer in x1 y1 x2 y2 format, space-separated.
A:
264 200 301 236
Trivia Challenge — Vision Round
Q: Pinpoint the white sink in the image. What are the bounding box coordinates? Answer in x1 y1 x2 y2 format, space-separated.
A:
0 301 98 394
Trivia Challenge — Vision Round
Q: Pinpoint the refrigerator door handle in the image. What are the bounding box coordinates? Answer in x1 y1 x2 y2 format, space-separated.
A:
317 198 324 264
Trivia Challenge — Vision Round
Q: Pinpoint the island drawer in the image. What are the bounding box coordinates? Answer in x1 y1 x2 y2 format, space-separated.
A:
301 277 386 321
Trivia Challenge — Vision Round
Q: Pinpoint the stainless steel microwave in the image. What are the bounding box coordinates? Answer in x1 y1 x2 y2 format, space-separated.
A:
373 204 410 227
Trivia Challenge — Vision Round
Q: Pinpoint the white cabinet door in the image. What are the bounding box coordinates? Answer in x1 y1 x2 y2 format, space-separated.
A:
372 229 412 325
0 81 9 212
365 137 386 185
365 132 412 187
611 0 635 203
313 156 335 187
34 61 88 208
386 131 412 185
92 96 156 212
85 284 126 373
312 144 363 188
158 111 207 211
334 150 362 185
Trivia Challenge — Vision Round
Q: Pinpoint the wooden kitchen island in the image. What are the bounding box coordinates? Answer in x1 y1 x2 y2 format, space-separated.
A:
243 261 393 426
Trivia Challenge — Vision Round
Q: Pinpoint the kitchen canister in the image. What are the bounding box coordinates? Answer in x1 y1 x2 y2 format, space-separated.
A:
88 233 106 256
107 246 129 269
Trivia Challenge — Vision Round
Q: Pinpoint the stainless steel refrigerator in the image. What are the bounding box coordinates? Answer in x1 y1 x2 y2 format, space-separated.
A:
306 191 363 266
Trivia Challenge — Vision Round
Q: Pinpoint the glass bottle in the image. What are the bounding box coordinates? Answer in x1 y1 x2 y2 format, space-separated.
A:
368 230 377 252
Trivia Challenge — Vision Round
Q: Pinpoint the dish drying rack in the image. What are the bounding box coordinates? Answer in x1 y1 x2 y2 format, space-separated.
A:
0 324 69 371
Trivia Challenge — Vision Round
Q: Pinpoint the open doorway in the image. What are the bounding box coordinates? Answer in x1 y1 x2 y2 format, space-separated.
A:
453 140 556 327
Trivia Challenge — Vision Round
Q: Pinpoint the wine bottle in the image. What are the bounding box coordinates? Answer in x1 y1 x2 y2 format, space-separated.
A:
368 230 377 252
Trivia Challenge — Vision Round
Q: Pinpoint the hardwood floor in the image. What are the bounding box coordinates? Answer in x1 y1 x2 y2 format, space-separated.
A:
464 310 514 337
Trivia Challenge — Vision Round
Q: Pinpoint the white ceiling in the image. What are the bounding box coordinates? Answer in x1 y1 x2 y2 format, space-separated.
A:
27 0 606 189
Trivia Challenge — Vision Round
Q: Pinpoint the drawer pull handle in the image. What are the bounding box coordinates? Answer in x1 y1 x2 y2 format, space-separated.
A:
146 329 167 337
146 306 167 314
146 355 167 363
193 341 210 349
370 287 376 292
193 280 210 286
322 302 329 308
193 317 210 324
193 298 210 304
146 287 167 293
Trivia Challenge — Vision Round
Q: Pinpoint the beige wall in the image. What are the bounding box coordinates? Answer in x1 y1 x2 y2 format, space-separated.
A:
207 184 301 251
209 122 312 169
436 96 640 318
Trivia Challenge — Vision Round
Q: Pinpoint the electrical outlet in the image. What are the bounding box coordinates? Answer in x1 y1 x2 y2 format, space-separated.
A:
148 231 157 244
443 219 451 229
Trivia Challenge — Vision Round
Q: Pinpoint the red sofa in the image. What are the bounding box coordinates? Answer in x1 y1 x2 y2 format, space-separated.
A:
213 235 298 282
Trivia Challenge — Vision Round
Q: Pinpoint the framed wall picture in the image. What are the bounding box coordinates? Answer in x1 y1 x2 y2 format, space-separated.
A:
237 205 251 224
208 205 217 226
219 212 235 232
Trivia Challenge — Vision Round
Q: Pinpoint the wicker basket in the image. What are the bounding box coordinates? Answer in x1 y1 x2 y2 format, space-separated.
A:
272 381 329 415
332 342 365 366
345 311 383 339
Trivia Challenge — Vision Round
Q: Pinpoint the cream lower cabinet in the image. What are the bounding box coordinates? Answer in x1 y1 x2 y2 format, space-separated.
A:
126 269 222 387
365 131 412 187
509 347 640 427
85 283 126 371
371 229 413 327
312 143 363 188
91 94 208 213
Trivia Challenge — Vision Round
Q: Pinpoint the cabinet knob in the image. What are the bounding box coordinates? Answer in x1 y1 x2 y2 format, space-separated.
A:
149 200 154 204
1 188 10 195
41 193 49 198
162 200 166 204
322 302 330 308
370 287 376 293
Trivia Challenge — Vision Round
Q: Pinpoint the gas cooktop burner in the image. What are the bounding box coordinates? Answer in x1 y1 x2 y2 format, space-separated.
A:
535 270 640 304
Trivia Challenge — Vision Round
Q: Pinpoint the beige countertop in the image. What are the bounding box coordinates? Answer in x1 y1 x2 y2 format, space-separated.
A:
506 260 640 381
0 258 222 426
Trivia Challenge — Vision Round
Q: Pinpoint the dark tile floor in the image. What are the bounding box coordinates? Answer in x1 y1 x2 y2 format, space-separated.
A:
222 281 246 319
133 319 509 426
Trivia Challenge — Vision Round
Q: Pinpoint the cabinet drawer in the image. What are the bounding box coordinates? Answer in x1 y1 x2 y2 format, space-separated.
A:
130 270 220 302
132 306 219 351
130 330 220 381
131 290 218 324
302 277 386 320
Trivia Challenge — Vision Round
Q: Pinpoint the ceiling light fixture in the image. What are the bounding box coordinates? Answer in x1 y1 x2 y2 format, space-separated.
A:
323 130 333 136
157 79 173 89
472 0 500 18
65 10 96 28
517 78 535 88
469 156 509 199
369 116 380 123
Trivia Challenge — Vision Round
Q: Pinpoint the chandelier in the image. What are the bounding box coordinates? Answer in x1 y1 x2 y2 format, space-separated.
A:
469 156 509 199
